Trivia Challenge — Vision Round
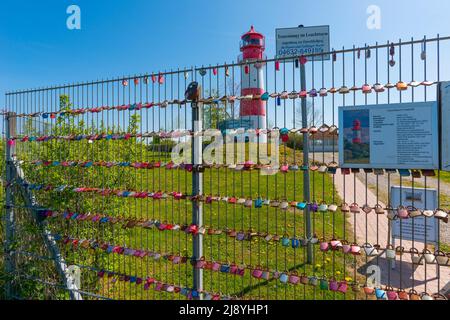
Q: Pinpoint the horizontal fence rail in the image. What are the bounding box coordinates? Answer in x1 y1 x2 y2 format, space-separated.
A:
2 35 450 300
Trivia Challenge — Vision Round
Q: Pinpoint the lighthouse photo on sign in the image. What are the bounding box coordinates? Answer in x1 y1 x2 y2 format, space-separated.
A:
342 109 370 164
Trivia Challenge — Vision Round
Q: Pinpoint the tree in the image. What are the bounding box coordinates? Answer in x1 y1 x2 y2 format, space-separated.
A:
295 100 322 128
203 89 232 129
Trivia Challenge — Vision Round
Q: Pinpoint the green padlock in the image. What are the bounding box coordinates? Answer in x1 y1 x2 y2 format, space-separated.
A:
320 278 329 290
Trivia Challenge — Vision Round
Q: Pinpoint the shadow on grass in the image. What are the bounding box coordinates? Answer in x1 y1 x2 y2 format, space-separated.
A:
232 262 308 297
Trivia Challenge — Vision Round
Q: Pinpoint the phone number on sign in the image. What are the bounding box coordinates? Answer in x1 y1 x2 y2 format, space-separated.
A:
278 47 324 56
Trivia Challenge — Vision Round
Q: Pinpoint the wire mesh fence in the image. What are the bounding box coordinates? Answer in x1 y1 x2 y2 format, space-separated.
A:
2 35 450 300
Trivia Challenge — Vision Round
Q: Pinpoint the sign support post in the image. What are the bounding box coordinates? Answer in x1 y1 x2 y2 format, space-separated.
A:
190 81 204 299
300 63 313 264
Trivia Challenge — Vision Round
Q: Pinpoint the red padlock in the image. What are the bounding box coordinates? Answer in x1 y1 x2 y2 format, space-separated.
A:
275 60 280 71
299 55 308 65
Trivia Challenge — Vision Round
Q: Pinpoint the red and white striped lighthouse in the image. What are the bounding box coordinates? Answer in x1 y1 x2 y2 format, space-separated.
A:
352 119 362 144
239 26 266 135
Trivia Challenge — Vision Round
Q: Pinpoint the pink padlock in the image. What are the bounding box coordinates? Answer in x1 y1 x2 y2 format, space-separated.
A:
252 266 263 279
350 203 360 213
195 257 206 269
397 206 409 219
362 84 372 94
230 264 238 275
387 287 399 300
320 240 329 252
330 239 342 250
212 262 221 271
342 241 352 254
289 271 300 285
173 256 181 264
338 281 348 293
351 243 361 255
174 192 183 200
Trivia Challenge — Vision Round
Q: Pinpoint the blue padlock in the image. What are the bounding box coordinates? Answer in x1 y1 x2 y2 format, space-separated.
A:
255 198 263 209
100 217 109 223
297 202 307 210
280 128 289 136
191 290 199 298
85 162 94 168
375 288 387 300
279 273 289 284
220 264 230 273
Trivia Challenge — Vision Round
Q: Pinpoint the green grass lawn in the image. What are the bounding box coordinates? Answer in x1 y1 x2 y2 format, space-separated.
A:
28 168 366 300
9 144 368 300
437 171 450 185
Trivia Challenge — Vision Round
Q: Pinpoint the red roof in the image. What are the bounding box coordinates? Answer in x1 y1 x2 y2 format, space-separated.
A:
241 26 264 39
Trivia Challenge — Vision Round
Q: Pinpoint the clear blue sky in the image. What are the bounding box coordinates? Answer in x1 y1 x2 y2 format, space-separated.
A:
1 0 449 99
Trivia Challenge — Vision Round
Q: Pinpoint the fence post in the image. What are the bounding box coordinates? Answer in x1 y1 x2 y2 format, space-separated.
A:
190 82 203 299
4 111 83 300
4 113 16 299
300 64 313 264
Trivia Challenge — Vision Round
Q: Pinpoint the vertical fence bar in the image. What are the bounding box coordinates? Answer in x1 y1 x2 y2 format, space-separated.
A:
300 63 313 264
191 82 203 299
4 113 16 299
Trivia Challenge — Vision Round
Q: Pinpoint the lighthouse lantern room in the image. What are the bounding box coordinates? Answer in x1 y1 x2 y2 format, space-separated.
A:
239 26 267 137
240 26 265 60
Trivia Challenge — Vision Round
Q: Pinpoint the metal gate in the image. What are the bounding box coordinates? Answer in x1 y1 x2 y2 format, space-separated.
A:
2 35 450 300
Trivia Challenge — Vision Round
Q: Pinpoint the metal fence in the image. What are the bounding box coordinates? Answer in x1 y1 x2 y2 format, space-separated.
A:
2 35 450 300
